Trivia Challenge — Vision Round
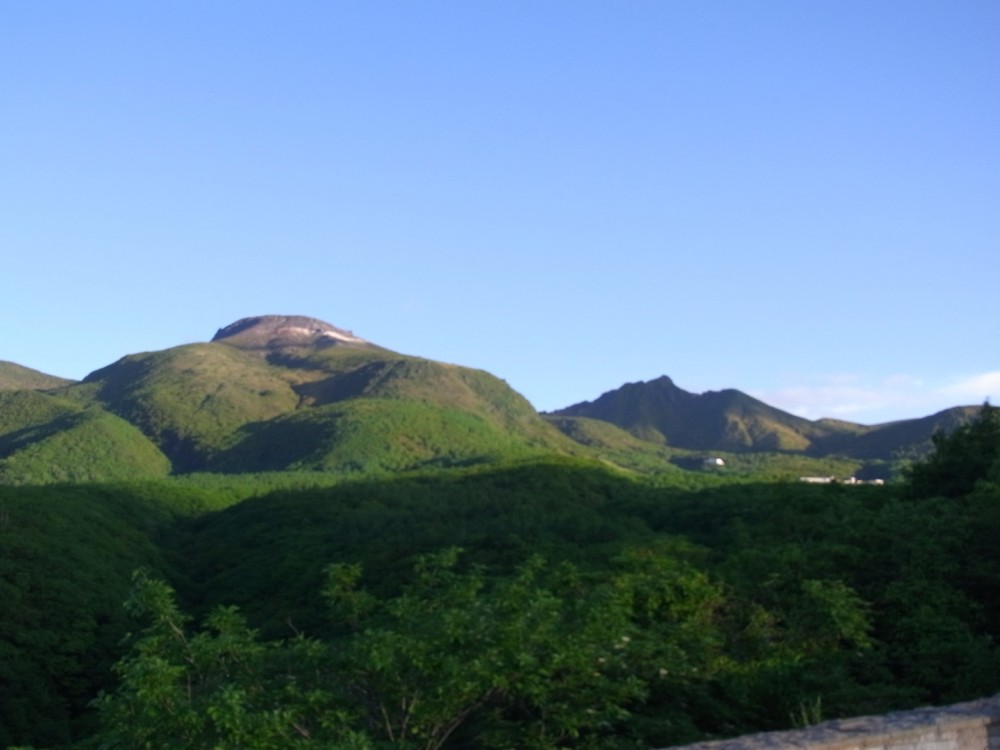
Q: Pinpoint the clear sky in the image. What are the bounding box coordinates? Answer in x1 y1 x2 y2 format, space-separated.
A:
2 2 997 425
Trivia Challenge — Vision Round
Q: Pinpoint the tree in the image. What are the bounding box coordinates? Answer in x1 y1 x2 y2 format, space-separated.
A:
905 403 1000 499
92 554 658 750
92 570 369 750
325 549 646 750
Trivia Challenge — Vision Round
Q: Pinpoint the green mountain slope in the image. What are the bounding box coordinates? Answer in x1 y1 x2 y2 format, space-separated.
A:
212 398 557 474
53 316 578 476
0 360 73 391
0 390 171 483
0 317 983 483
0 389 81 434
67 343 303 470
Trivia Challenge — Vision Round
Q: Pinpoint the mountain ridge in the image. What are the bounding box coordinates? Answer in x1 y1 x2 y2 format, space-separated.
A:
0 316 983 482
549 375 979 462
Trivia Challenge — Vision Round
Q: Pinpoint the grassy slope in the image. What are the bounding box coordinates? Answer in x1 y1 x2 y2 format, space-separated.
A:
0 389 81 434
0 391 171 484
212 398 560 474
54 342 581 477
0 361 73 391
547 414 868 480
65 344 302 470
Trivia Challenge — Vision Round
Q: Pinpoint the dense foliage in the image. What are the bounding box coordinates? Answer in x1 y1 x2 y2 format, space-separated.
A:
2 405 999 749
904 402 1000 498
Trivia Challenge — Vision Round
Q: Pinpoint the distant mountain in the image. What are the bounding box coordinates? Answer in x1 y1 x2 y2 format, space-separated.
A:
810 405 982 460
549 376 979 462
549 376 846 452
0 361 73 391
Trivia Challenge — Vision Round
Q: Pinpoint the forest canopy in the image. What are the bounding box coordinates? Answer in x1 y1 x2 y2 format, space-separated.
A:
3 405 1000 749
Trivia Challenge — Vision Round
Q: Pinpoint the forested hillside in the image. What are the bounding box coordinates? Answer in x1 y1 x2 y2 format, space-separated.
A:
2 405 999 749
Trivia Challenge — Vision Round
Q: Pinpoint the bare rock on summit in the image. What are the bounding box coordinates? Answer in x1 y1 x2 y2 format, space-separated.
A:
211 315 375 350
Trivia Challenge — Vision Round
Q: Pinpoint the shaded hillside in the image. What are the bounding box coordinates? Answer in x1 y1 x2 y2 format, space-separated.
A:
544 414 680 471
0 360 73 391
551 376 851 452
552 376 981 464
0 483 178 747
811 406 982 460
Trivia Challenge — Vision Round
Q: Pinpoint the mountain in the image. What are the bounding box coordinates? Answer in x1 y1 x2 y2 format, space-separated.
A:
0 360 73 391
549 376 979 462
549 376 849 452
0 318 982 483
810 405 983 460
41 315 579 476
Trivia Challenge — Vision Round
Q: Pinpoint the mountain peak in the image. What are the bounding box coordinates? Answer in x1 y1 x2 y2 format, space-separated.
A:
211 315 373 350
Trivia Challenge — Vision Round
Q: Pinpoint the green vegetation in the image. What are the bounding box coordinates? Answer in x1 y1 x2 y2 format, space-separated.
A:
38 340 577 477
1 323 996 748
0 484 176 748
212 399 560 475
66 344 303 470
904 402 1000 498
0 392 171 484
2 403 999 749
551 375 977 466
0 361 72 392
0 330 981 484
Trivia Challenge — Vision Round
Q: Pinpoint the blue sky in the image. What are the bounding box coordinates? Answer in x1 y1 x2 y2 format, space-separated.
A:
2 2 997 424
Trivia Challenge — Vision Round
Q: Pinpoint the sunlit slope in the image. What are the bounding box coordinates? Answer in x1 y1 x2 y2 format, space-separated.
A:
0 360 73 391
59 325 579 474
66 344 303 470
0 390 170 483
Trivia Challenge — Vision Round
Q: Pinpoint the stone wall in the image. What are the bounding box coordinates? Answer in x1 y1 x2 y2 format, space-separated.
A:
663 696 1000 750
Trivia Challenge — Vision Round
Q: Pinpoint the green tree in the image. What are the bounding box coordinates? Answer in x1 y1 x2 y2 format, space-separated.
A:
92 570 369 750
93 555 658 750
905 403 1000 499
325 549 645 750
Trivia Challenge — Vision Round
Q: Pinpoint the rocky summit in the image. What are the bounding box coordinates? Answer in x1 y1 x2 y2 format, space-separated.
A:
211 315 374 350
